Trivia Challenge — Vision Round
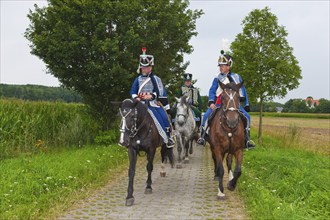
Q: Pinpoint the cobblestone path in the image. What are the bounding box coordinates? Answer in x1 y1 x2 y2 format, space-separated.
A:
59 145 248 219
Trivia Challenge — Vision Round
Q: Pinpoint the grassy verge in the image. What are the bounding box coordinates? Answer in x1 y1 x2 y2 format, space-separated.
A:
239 130 330 219
0 144 128 219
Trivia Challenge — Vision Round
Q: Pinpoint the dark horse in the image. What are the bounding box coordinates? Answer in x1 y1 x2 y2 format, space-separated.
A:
207 82 245 199
118 98 174 206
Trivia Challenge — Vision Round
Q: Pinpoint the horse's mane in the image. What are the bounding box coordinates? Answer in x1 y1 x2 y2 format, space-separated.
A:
121 98 148 115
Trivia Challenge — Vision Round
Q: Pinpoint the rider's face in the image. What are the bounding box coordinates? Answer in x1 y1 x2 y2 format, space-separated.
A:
219 64 230 74
184 80 191 87
141 66 152 75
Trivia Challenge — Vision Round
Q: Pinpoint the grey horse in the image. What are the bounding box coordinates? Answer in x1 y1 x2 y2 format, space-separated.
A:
174 96 200 168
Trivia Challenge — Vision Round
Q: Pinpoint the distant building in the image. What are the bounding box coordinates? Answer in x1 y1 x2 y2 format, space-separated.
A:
276 107 283 113
305 96 320 108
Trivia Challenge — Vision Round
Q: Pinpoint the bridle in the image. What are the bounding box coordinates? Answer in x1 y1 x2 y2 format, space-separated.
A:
119 104 149 144
176 103 189 124
220 88 240 130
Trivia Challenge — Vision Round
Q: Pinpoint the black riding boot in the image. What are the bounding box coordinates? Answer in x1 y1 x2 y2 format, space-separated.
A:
244 128 255 150
166 127 175 148
197 126 207 146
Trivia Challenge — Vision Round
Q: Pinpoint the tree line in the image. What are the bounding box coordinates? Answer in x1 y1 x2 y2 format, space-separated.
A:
0 84 82 103
200 95 329 113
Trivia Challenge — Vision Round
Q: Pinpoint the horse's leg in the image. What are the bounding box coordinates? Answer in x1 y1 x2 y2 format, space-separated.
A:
226 153 234 182
189 138 193 154
176 134 183 168
211 148 219 181
160 144 167 177
126 147 137 206
214 147 226 199
183 137 189 163
227 149 243 191
145 148 156 194
166 143 175 168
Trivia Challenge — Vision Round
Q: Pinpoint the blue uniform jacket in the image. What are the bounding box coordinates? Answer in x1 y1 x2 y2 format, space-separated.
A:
208 72 249 107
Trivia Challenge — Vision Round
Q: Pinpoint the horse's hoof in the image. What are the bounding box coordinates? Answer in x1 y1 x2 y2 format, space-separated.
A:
160 171 166 177
217 189 226 200
125 197 135 206
145 188 152 194
176 163 183 169
214 176 220 181
227 182 236 191
217 195 226 200
183 158 189 164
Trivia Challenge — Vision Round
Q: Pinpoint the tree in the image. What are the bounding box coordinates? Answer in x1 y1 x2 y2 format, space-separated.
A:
282 99 309 113
230 7 302 144
25 0 203 128
315 99 330 113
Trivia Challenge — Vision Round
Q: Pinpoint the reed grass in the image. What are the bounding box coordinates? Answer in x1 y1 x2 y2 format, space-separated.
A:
0 98 100 159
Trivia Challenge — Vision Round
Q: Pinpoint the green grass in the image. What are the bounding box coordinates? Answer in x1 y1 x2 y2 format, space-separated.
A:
0 144 128 219
0 98 100 159
250 112 330 119
239 131 330 219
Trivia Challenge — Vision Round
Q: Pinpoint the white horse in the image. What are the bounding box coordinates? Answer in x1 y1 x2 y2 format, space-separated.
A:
174 96 199 168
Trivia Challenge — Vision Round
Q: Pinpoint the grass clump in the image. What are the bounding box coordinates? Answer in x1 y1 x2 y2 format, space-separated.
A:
0 99 100 159
0 145 128 219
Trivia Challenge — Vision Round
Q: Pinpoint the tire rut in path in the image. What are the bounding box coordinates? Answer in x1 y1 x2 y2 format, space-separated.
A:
59 145 248 219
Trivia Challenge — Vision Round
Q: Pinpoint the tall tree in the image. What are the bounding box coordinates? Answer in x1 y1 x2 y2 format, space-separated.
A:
25 0 202 128
230 7 301 144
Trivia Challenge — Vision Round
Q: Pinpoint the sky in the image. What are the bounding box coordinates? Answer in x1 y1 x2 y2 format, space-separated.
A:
1 0 329 104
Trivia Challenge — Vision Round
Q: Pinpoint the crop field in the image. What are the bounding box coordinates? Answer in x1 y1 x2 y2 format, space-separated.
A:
251 115 330 155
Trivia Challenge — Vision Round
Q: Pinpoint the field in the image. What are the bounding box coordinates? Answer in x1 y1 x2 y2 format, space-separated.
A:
0 100 329 219
251 115 330 155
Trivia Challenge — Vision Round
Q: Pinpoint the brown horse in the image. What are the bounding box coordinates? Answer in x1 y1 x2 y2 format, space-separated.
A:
119 98 174 206
207 81 245 199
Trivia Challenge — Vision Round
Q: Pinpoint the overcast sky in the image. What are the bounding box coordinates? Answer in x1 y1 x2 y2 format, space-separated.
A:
1 0 329 103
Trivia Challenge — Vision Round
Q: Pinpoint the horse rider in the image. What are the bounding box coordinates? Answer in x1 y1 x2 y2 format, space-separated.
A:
197 50 256 149
174 73 202 128
130 47 175 148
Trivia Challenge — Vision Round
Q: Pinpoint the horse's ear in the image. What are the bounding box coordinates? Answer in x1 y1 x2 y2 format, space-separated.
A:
220 81 226 90
185 96 190 104
236 82 243 89
133 98 139 107
175 97 180 103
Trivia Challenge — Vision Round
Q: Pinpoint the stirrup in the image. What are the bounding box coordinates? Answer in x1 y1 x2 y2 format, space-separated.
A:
167 138 175 148
245 140 256 150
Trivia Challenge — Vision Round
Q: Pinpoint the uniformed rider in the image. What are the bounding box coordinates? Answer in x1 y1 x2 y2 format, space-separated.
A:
175 73 202 127
197 50 256 149
130 47 175 148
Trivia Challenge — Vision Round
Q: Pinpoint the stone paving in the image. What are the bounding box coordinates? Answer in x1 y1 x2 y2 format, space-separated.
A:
58 144 248 220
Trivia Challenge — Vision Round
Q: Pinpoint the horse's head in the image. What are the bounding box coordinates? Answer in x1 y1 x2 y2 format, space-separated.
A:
118 98 147 147
175 96 190 126
219 82 242 129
